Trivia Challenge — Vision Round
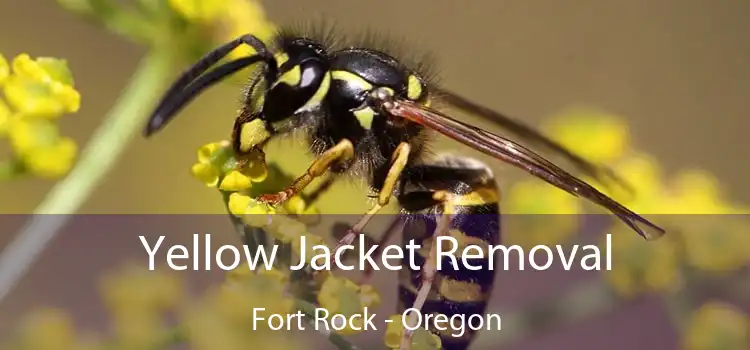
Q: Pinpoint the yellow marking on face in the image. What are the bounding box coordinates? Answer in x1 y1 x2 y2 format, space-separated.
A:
331 70 373 90
407 75 423 100
275 65 301 87
353 107 376 129
451 187 500 206
239 119 270 152
298 72 331 111
274 52 290 67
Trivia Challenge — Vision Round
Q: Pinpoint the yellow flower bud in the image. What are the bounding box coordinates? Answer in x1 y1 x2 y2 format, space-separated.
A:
24 137 77 178
168 0 226 23
0 54 8 85
272 218 307 244
4 54 79 118
257 268 289 286
225 266 253 283
190 162 219 187
219 170 252 191
3 75 80 118
8 118 59 154
684 301 748 350
0 98 12 135
227 192 252 216
197 141 226 163
221 0 277 60
283 195 306 215
19 308 77 350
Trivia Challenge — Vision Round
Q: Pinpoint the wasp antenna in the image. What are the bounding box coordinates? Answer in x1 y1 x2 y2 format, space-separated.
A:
144 34 276 137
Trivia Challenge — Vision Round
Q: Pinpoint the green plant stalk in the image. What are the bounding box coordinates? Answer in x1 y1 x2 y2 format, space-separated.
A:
0 49 174 303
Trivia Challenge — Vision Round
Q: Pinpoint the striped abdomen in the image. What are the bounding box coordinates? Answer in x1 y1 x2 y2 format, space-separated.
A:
396 155 501 350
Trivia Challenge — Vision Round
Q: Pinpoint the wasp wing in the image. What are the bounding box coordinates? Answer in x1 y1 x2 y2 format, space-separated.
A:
385 98 665 240
435 88 633 195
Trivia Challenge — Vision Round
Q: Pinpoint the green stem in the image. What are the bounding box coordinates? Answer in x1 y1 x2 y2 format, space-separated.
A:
0 50 174 303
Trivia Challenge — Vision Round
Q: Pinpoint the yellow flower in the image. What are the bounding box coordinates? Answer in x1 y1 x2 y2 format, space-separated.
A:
283 195 307 215
603 226 681 297
100 264 183 316
17 308 77 350
0 98 12 135
197 141 227 162
680 215 750 272
191 162 219 186
544 108 630 164
4 54 80 118
504 180 582 248
384 314 442 350
604 153 668 212
316 275 381 335
219 170 252 191
168 0 226 23
663 170 730 214
23 136 77 178
190 141 268 188
219 0 277 60
271 216 308 244
684 301 748 350
7 118 78 178
0 53 8 85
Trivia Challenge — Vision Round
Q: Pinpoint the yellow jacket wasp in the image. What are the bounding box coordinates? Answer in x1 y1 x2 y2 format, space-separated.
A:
143 25 665 349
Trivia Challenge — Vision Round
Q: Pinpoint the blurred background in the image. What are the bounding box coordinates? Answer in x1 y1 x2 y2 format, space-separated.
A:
0 0 748 349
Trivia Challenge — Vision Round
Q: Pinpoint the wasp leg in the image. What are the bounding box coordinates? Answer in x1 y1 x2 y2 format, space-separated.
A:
401 191 456 350
258 139 355 205
302 173 340 208
332 142 411 251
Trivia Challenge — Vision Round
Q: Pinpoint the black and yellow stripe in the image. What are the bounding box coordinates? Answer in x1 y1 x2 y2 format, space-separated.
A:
397 156 500 350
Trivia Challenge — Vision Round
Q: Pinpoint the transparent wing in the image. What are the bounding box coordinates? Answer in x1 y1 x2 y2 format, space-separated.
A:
384 98 665 240
435 87 633 194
